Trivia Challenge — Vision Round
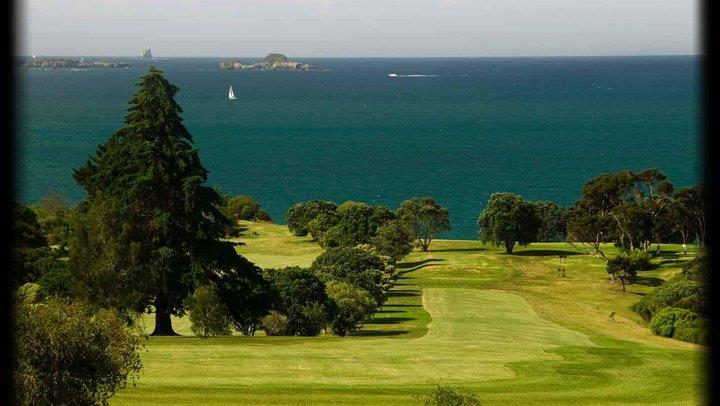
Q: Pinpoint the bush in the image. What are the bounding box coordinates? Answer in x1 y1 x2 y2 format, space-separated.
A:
261 311 290 336
15 283 44 304
222 195 271 222
633 276 707 322
311 246 387 306
13 299 143 405
419 385 481 406
672 316 707 344
187 285 232 338
263 267 333 336
649 307 695 338
326 281 377 336
37 261 72 298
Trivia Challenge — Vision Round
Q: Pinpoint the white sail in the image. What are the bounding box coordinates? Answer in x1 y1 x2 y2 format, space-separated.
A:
228 86 236 100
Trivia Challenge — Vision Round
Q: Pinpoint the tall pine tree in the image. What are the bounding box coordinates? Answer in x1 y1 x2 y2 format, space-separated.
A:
72 67 237 335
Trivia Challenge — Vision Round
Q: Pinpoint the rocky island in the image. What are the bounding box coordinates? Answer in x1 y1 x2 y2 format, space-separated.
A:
138 48 153 59
219 53 317 71
21 58 130 69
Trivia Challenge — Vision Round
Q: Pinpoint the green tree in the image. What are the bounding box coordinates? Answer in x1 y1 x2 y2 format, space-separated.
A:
71 67 244 335
221 195 271 222
531 201 567 242
370 219 414 264
326 281 377 336
13 299 143 405
263 267 333 336
187 285 232 338
11 202 63 288
31 190 72 250
286 200 337 239
311 246 386 306
673 186 707 246
606 255 637 292
397 197 451 251
477 193 539 254
319 202 395 248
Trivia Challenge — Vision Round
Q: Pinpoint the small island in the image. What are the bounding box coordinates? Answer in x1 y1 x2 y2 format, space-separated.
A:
21 58 130 69
219 53 317 71
138 48 153 59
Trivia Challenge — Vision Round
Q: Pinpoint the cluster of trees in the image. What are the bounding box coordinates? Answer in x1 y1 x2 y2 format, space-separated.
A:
477 193 566 253
187 245 396 337
287 196 451 260
566 170 706 258
476 170 706 257
632 256 708 344
217 193 271 223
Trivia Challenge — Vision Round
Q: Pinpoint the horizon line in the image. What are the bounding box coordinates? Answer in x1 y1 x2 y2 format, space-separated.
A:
15 53 700 59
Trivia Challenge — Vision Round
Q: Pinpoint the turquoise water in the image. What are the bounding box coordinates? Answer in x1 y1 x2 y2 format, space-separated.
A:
16 56 701 238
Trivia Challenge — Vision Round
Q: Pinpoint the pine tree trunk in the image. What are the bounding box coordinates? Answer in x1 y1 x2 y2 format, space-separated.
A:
151 299 178 336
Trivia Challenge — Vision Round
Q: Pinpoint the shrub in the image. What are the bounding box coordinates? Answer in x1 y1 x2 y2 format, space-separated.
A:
326 281 377 336
419 384 481 406
187 285 232 338
15 283 44 304
37 261 72 298
311 246 387 306
261 311 290 336
263 267 333 336
672 316 707 344
13 299 143 405
222 195 270 222
633 276 707 322
649 307 695 338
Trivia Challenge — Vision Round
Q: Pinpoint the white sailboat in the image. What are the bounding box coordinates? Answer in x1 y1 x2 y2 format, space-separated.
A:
228 86 237 100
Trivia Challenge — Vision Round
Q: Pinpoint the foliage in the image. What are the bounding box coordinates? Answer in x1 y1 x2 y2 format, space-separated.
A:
673 186 707 246
286 200 337 238
649 307 695 338
187 285 232 338
628 251 653 270
31 190 73 250
263 267 333 336
11 202 53 287
71 67 252 335
13 299 143 405
397 197 451 251
326 281 377 336
532 201 567 242
211 255 273 336
419 384 481 406
37 260 73 298
260 310 290 336
370 219 414 263
221 195 271 222
605 255 637 292
15 283 43 304
311 246 386 306
319 201 395 248
477 193 539 254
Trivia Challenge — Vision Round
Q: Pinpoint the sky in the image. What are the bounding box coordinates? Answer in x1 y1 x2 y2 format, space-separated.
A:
18 0 699 57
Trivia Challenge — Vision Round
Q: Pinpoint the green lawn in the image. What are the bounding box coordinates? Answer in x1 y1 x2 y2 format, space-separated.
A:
116 221 703 405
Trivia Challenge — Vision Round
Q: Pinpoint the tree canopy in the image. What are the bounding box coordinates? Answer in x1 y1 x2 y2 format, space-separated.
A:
477 193 539 254
397 197 451 251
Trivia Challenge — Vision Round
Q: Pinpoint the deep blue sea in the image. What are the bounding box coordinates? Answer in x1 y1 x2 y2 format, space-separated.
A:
16 56 701 238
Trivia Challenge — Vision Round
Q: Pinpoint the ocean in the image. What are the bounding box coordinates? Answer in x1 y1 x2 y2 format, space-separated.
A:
16 56 701 238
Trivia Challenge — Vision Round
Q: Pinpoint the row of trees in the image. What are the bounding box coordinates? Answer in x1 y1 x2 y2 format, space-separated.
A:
286 196 451 257
475 170 707 256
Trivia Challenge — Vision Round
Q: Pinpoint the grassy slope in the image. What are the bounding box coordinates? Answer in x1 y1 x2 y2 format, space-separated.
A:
116 222 702 405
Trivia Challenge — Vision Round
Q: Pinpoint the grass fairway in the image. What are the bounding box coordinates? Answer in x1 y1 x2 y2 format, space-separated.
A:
115 222 703 405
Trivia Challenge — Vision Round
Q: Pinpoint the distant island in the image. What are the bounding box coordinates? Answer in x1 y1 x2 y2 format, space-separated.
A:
219 53 317 71
138 48 153 59
21 58 130 69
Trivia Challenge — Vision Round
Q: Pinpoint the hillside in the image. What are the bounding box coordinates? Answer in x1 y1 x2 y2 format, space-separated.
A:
118 221 702 405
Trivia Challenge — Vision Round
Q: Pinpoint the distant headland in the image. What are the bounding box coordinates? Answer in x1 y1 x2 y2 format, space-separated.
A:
21 58 130 69
219 53 317 71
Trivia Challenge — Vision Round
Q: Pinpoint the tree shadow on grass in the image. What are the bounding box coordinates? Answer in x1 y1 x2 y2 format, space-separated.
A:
374 309 405 314
352 329 411 337
633 276 665 287
365 317 414 325
397 258 444 269
382 304 422 308
387 290 420 298
513 250 582 257
430 247 488 253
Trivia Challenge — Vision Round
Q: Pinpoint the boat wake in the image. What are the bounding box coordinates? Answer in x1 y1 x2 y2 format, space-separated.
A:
388 73 438 78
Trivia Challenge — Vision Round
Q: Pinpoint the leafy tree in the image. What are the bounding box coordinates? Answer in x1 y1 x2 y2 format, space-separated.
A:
221 195 271 222
477 193 539 254
11 202 64 288
419 385 481 406
307 212 340 244
260 310 290 336
211 255 273 336
13 299 143 405
674 186 707 246
370 219 414 264
610 202 652 252
31 190 73 250
531 201 567 242
326 281 377 336
286 200 337 239
263 267 333 336
311 246 386 306
566 199 613 258
605 255 637 292
397 197 451 252
187 285 232 338
319 201 395 248
71 67 246 335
